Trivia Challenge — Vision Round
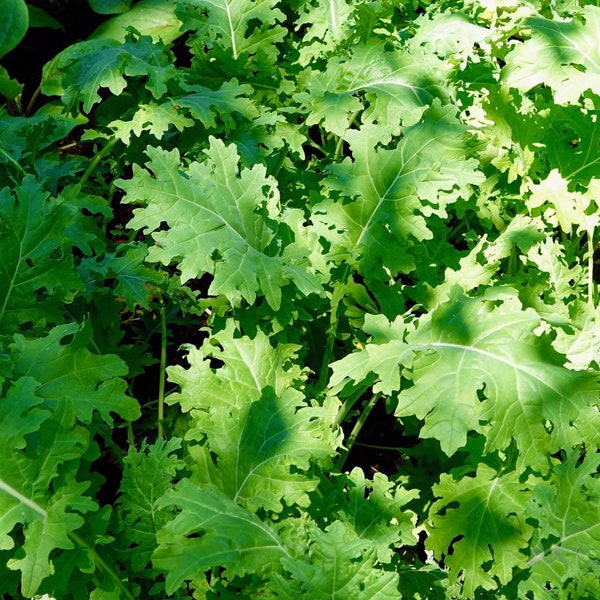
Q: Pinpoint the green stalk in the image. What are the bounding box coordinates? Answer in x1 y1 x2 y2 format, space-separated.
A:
157 302 167 439
338 393 381 469
78 136 119 188
587 231 595 305
68 532 135 600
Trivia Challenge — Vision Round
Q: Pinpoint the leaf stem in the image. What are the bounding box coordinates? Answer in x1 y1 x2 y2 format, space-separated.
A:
68 531 135 600
157 301 167 439
78 137 119 188
338 392 381 469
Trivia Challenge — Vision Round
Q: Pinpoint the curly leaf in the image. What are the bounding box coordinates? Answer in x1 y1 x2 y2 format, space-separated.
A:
502 6 600 104
428 465 535 598
119 138 319 309
168 324 340 511
314 102 483 278
331 292 600 473
521 453 600 599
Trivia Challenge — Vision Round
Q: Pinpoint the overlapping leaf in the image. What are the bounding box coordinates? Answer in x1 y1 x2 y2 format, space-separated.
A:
0 176 82 335
119 137 320 309
313 102 483 277
153 480 289 594
521 453 600 599
428 465 535 598
331 292 600 473
502 6 600 104
167 324 340 511
296 41 452 137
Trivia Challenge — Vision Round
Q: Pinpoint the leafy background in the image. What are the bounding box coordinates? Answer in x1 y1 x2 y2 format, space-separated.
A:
1 0 600 598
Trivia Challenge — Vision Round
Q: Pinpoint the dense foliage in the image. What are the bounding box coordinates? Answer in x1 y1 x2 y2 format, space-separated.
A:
1 0 600 598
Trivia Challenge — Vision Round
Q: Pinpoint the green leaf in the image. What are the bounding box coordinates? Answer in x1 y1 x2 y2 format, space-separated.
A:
117 438 185 570
296 41 452 137
0 176 83 334
154 480 289 594
0 383 94 596
502 6 600 103
427 465 535 598
0 0 28 58
10 322 140 425
90 0 182 42
331 292 600 472
176 0 286 61
108 101 195 143
273 521 400 599
43 33 178 114
314 102 483 278
88 0 132 14
521 453 600 599
167 323 340 511
119 138 319 309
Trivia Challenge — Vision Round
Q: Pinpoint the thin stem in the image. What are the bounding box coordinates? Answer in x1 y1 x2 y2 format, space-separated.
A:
78 137 119 188
68 532 135 600
157 302 167 440
334 110 361 161
338 393 381 469
317 268 349 391
0 146 26 175
587 231 595 306
25 84 42 116
335 385 370 426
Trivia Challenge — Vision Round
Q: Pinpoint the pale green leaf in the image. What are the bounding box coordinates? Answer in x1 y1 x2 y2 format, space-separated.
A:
502 7 600 103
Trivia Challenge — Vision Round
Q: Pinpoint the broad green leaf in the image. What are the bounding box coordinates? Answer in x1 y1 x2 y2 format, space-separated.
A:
0 0 28 58
318 468 419 563
427 465 535 598
314 102 483 278
0 176 83 334
502 6 600 103
42 34 178 114
331 292 600 472
154 479 289 594
273 521 400 599
168 324 340 511
119 138 319 309
296 41 452 136
521 453 600 599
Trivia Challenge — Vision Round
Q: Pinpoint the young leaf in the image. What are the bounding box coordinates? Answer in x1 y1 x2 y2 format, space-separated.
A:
117 439 185 571
176 0 286 61
273 521 400 599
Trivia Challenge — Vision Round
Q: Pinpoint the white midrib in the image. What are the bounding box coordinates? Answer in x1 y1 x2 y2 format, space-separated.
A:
0 478 47 518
